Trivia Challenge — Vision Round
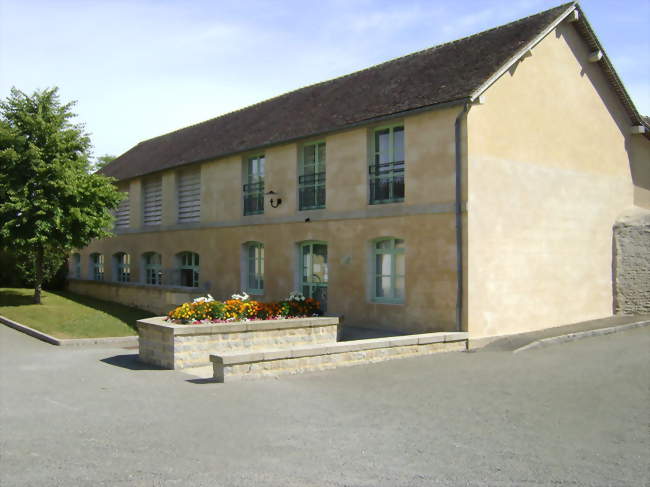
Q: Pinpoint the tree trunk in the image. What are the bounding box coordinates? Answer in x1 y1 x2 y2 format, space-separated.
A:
33 245 44 304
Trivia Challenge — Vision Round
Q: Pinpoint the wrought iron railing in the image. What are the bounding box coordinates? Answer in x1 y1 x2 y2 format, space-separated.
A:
369 161 404 204
243 182 265 215
299 171 326 210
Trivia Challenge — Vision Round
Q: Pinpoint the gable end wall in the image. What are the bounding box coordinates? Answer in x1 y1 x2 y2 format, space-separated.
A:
466 19 639 338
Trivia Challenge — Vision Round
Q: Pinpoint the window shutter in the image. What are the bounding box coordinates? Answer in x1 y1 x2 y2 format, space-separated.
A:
178 170 201 223
114 193 130 228
143 178 162 225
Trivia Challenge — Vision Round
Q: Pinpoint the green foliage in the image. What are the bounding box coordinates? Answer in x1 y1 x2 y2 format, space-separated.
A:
92 153 116 172
0 87 123 300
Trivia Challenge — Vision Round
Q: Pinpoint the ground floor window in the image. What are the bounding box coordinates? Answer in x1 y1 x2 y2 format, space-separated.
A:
113 252 130 283
71 253 81 278
244 242 264 294
90 253 104 281
143 252 163 285
177 251 199 288
372 238 405 303
299 241 328 310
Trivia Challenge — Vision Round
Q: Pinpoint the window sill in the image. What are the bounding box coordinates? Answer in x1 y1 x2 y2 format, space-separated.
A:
368 199 405 206
370 299 405 306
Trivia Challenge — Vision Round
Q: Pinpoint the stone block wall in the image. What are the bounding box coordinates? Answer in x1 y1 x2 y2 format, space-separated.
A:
211 332 469 382
613 209 650 314
138 317 339 369
68 280 198 315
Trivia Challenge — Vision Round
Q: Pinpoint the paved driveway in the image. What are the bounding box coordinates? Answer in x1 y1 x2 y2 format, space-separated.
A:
0 324 648 486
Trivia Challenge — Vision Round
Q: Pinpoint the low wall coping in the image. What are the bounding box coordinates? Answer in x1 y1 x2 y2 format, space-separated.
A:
137 316 339 335
68 278 206 294
211 332 468 365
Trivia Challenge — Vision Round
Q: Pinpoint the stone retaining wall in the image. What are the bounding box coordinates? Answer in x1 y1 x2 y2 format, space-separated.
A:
614 209 650 314
211 332 468 382
68 279 200 315
138 316 338 369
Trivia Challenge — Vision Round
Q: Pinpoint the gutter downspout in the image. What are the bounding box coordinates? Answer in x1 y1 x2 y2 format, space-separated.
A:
454 101 470 332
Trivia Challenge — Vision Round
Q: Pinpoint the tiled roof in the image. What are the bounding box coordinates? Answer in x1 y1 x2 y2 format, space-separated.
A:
102 2 641 181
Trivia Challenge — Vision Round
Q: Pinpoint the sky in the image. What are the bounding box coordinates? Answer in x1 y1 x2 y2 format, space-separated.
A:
1 0 648 159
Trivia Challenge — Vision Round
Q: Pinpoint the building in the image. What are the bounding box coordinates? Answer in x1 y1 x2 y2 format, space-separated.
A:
69 2 650 339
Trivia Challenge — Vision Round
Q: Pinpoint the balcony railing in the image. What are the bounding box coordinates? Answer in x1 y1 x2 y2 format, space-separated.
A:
369 161 404 204
299 172 326 210
243 182 265 215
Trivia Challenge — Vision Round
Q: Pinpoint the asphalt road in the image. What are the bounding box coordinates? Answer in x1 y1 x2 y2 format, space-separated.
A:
0 324 648 487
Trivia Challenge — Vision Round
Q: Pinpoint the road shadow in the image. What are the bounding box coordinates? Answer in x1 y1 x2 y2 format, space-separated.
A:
101 353 165 371
186 377 218 384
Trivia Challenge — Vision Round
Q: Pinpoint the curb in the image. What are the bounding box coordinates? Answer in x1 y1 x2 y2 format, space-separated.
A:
513 320 650 353
0 315 138 347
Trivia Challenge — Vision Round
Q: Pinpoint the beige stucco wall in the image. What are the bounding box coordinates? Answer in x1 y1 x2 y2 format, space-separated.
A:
629 135 650 208
73 214 458 333
466 19 642 338
73 108 461 334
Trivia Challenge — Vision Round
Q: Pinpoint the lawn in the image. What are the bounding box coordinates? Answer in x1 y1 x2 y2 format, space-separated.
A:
0 288 154 339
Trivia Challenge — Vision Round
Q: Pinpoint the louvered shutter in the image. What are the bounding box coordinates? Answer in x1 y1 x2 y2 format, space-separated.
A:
143 178 162 225
114 192 130 228
177 170 201 223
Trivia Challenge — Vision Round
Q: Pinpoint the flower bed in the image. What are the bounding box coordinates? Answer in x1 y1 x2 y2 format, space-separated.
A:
166 292 321 324
139 292 334 369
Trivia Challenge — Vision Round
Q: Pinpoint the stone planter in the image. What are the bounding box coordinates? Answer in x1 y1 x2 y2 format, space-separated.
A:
137 316 339 369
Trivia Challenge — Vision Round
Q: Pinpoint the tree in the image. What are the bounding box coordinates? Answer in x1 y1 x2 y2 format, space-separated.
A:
0 87 123 303
92 153 116 172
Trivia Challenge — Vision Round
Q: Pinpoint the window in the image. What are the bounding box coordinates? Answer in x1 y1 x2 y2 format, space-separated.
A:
244 242 264 294
299 141 326 210
71 253 81 278
113 252 130 283
177 169 201 223
369 125 405 204
372 238 405 303
90 253 104 281
114 192 130 229
243 155 265 215
143 252 163 286
299 241 328 310
142 177 162 226
177 252 199 288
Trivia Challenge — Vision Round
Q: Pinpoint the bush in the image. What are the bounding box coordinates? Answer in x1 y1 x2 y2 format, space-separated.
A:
166 292 321 324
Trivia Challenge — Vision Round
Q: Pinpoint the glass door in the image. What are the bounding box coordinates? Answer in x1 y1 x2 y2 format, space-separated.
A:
300 242 328 311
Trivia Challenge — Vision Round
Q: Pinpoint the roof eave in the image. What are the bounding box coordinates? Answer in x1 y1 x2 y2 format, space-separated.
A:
470 2 649 139
469 2 578 102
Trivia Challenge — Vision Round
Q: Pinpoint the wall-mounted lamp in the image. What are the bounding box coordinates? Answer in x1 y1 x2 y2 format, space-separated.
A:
266 190 282 208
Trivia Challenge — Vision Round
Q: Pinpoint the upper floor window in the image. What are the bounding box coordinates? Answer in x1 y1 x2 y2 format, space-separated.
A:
372 238 405 303
176 251 199 288
142 177 162 226
113 252 130 283
299 141 326 210
177 169 201 223
114 191 130 229
143 252 163 286
244 242 264 295
71 253 81 278
243 155 265 216
369 125 404 204
90 253 104 281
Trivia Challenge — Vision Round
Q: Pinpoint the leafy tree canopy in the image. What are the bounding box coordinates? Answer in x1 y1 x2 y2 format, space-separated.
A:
92 153 116 172
0 87 123 302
